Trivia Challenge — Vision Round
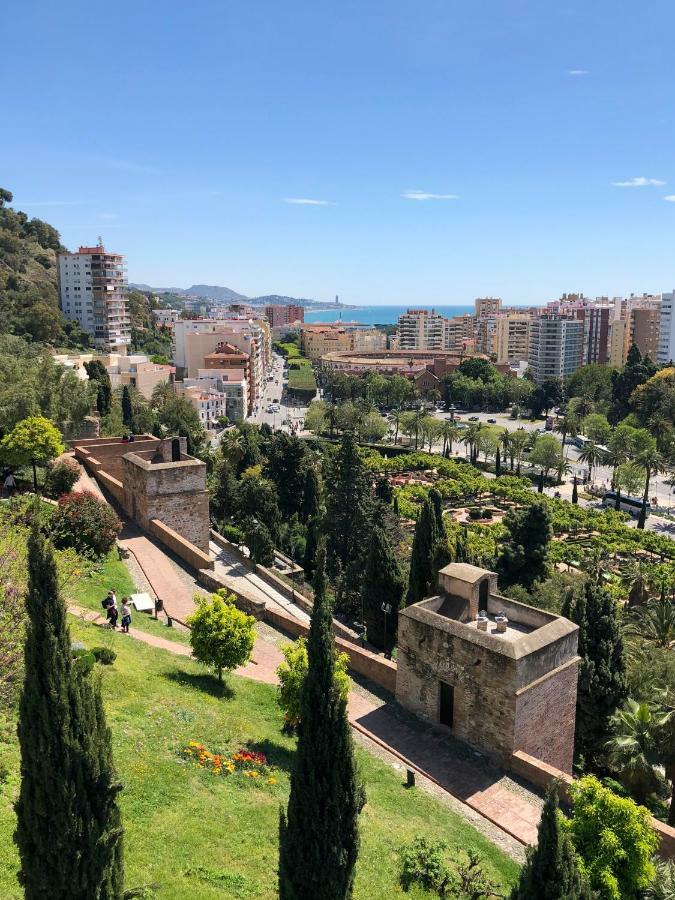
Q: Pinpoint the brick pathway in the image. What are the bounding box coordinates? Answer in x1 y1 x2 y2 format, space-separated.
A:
68 603 540 849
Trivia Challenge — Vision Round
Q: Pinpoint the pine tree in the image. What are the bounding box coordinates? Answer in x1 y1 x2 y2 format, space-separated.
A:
121 385 133 428
563 581 627 768
15 527 124 899
361 524 405 653
511 785 591 899
497 499 551 590
407 497 438 604
572 476 578 504
279 544 365 900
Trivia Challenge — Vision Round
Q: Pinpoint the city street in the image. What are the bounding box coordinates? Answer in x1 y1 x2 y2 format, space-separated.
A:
249 353 307 433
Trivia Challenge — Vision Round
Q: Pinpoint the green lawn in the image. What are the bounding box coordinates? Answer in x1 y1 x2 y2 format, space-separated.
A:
0 619 519 899
66 550 191 647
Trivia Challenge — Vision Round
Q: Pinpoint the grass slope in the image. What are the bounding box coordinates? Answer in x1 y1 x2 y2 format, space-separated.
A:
0 619 519 899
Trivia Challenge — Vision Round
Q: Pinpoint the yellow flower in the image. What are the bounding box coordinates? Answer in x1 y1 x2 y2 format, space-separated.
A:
267 777 277 785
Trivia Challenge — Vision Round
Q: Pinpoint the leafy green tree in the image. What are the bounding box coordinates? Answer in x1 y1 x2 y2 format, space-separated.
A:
582 413 611 445
530 434 564 481
187 590 255 685
121 385 133 428
276 636 350 730
407 497 438 604
243 518 275 567
278 544 365 900
510 784 591 899
631 368 675 427
615 461 646 497
237 473 281 542
361 524 405 653
156 394 206 456
0 415 64 490
52 490 121 557
609 353 657 423
84 359 112 417
563 582 627 767
209 457 239 522
265 432 308 519
497 500 552 590
15 527 124 899
566 775 658 899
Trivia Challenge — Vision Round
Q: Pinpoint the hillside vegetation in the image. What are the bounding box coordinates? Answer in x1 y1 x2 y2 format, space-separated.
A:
0 188 88 347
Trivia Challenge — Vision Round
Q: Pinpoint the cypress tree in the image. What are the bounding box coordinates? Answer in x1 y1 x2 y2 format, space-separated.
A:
361 524 405 653
279 544 365 899
303 516 319 581
538 469 545 493
428 488 445 538
374 476 393 504
393 495 400 516
121 385 133 428
300 465 321 523
571 476 578 504
407 497 438 604
495 447 501 477
15 527 124 899
562 581 627 768
511 785 591 899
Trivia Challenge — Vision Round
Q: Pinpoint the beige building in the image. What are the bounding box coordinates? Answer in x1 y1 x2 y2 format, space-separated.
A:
609 318 630 367
301 326 351 360
444 315 476 352
632 306 661 360
397 309 446 350
475 297 502 318
495 314 531 364
103 354 175 399
396 563 579 772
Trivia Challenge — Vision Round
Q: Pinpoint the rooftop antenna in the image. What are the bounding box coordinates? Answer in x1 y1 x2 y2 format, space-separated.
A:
97 235 104 249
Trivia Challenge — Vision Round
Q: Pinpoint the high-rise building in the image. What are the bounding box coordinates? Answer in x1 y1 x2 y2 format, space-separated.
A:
527 315 584 384
609 319 630 367
444 315 476 353
475 297 502 318
631 306 661 361
582 305 612 365
495 313 531 364
397 309 446 350
658 292 675 364
58 242 130 352
264 304 304 327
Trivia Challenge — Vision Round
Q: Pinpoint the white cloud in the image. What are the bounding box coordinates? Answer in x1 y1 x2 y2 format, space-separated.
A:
664 195 675 202
284 197 333 205
612 176 666 187
568 69 590 76
98 212 119 221
402 190 459 201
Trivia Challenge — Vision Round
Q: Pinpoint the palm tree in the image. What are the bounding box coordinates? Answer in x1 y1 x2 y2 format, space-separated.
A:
649 415 673 454
606 699 663 805
636 445 664 529
440 420 462 457
499 429 512 470
509 428 529 476
221 431 244 467
420 416 441 452
390 408 404 445
554 414 578 460
656 694 675 826
626 597 675 648
463 423 483 465
604 443 629 491
577 441 604 485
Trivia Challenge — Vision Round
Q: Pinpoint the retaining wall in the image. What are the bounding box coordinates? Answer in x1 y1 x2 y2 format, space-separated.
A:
510 750 675 859
149 519 214 572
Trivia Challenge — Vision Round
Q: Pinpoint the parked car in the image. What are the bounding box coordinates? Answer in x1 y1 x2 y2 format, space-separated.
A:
487 418 497 424
469 415 479 421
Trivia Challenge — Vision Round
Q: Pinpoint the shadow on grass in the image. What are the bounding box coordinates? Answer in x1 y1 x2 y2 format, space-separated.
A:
249 737 296 773
163 668 235 701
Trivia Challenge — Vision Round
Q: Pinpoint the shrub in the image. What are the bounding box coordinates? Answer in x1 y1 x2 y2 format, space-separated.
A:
221 524 244 545
51 490 121 558
186 591 256 685
44 458 80 498
91 646 117 665
276 637 350 730
71 648 95 676
399 836 450 893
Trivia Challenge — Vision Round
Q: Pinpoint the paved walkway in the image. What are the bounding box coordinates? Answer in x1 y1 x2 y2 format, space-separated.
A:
68 602 540 853
209 539 310 623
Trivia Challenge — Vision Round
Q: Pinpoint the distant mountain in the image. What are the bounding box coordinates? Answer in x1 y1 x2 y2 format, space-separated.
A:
129 283 247 301
251 294 325 306
129 283 193 295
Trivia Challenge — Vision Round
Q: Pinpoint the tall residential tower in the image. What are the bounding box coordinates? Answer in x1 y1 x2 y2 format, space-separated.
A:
58 242 130 352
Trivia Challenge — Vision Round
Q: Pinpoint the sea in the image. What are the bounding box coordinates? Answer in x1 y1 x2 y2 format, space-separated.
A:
303 304 474 326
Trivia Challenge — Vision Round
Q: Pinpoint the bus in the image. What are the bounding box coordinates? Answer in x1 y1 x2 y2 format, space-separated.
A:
573 435 591 450
602 491 650 519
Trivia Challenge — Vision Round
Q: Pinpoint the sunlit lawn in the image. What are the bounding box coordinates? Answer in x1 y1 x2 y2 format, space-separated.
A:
0 614 519 899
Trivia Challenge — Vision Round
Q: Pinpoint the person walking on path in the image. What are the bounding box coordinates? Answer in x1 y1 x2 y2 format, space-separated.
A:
121 598 132 634
104 590 118 629
3 471 16 498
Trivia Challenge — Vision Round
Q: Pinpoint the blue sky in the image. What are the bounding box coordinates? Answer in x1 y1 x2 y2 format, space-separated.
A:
3 0 675 304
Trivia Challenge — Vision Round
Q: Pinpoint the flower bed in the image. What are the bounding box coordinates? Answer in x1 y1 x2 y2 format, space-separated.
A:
181 742 277 784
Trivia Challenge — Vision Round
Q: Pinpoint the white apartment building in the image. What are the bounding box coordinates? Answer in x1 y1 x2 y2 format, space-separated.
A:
397 309 447 350
527 315 584 384
152 308 181 328
58 242 130 352
176 385 228 428
444 315 475 353
658 292 675 363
